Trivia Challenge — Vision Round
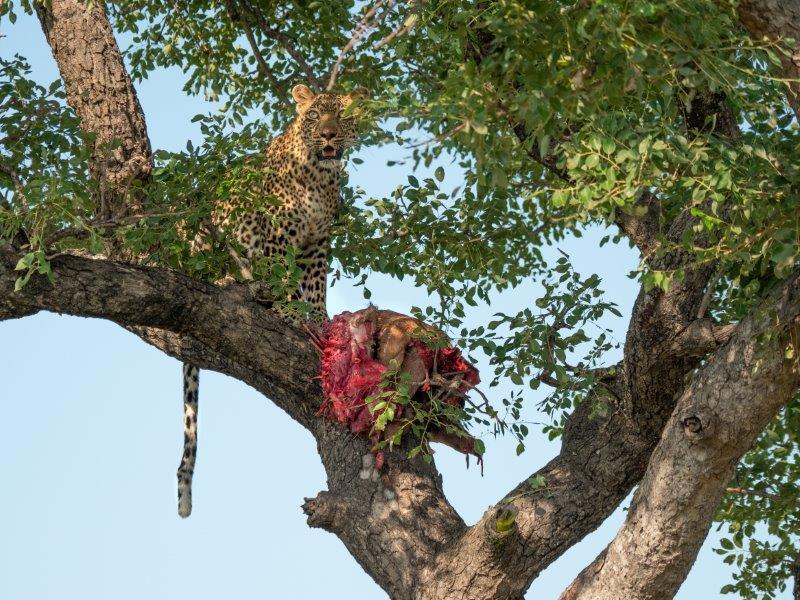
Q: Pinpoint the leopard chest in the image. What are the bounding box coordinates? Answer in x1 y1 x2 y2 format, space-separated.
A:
261 165 340 249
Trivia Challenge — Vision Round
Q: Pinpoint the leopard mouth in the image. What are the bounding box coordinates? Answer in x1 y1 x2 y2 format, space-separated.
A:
318 145 343 160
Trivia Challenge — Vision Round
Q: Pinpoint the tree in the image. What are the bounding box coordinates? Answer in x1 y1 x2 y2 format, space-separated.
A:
1 0 799 598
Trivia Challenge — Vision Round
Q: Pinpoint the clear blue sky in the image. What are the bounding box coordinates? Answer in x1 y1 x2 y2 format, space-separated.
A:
0 9 782 600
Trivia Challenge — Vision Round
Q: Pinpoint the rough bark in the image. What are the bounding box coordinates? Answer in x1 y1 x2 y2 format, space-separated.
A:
735 0 800 119
413 32 743 600
7 2 798 599
0 245 466 600
413 199 723 600
561 270 800 600
3 237 793 600
34 0 153 220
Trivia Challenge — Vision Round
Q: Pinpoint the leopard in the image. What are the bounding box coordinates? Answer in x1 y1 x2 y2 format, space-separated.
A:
177 84 368 518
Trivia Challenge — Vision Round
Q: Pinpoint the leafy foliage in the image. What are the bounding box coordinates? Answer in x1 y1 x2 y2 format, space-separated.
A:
2 0 799 595
0 54 89 289
715 393 800 599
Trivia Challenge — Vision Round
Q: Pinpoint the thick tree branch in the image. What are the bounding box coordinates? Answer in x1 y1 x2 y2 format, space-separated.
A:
403 13 749 599
0 244 465 600
19 5 469 597
0 246 318 423
670 318 737 357
561 270 800 600
34 0 153 220
415 200 731 600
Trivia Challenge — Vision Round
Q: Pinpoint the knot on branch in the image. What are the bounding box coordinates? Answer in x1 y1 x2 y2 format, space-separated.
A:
302 491 351 533
672 319 737 358
485 503 519 547
680 410 714 441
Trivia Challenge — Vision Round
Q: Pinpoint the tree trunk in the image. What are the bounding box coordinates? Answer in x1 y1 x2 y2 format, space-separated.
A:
561 271 800 600
35 0 152 221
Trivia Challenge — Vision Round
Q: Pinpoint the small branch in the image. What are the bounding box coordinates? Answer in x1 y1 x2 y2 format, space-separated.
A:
0 104 52 147
40 209 188 248
671 318 737 357
240 0 322 90
696 271 721 319
326 0 395 91
537 373 561 388
725 486 783 503
406 122 465 148
512 119 662 258
511 123 571 183
373 10 416 50
223 0 285 96
0 159 28 209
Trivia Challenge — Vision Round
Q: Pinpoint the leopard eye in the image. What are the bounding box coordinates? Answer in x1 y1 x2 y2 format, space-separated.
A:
306 109 320 120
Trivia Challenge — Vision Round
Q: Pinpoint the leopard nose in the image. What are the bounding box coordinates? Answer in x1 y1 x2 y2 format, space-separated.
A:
320 128 336 141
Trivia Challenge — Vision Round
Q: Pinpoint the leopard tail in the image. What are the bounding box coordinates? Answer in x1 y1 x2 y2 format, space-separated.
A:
177 363 199 518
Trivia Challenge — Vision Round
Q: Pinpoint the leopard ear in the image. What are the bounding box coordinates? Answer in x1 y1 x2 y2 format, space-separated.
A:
348 86 369 101
291 84 316 110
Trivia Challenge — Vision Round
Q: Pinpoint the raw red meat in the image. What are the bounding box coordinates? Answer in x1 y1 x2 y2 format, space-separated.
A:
315 309 480 452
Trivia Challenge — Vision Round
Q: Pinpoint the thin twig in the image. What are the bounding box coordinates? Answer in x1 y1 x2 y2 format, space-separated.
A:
0 160 27 209
326 0 394 91
42 210 190 247
373 11 416 50
240 0 322 90
224 0 284 95
725 486 783 502
0 105 51 147
406 122 465 148
696 270 720 319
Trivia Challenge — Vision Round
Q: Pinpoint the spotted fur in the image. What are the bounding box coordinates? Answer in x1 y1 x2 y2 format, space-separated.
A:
177 363 198 518
176 84 367 518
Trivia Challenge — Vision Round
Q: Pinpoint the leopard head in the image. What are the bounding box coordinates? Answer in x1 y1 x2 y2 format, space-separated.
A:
291 84 369 168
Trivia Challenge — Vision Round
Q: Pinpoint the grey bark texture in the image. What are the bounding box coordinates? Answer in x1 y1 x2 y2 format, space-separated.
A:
34 0 153 220
560 271 800 600
0 245 465 600
3 2 798 600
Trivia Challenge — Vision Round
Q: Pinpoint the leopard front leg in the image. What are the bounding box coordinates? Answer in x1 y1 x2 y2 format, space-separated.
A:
298 242 329 320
